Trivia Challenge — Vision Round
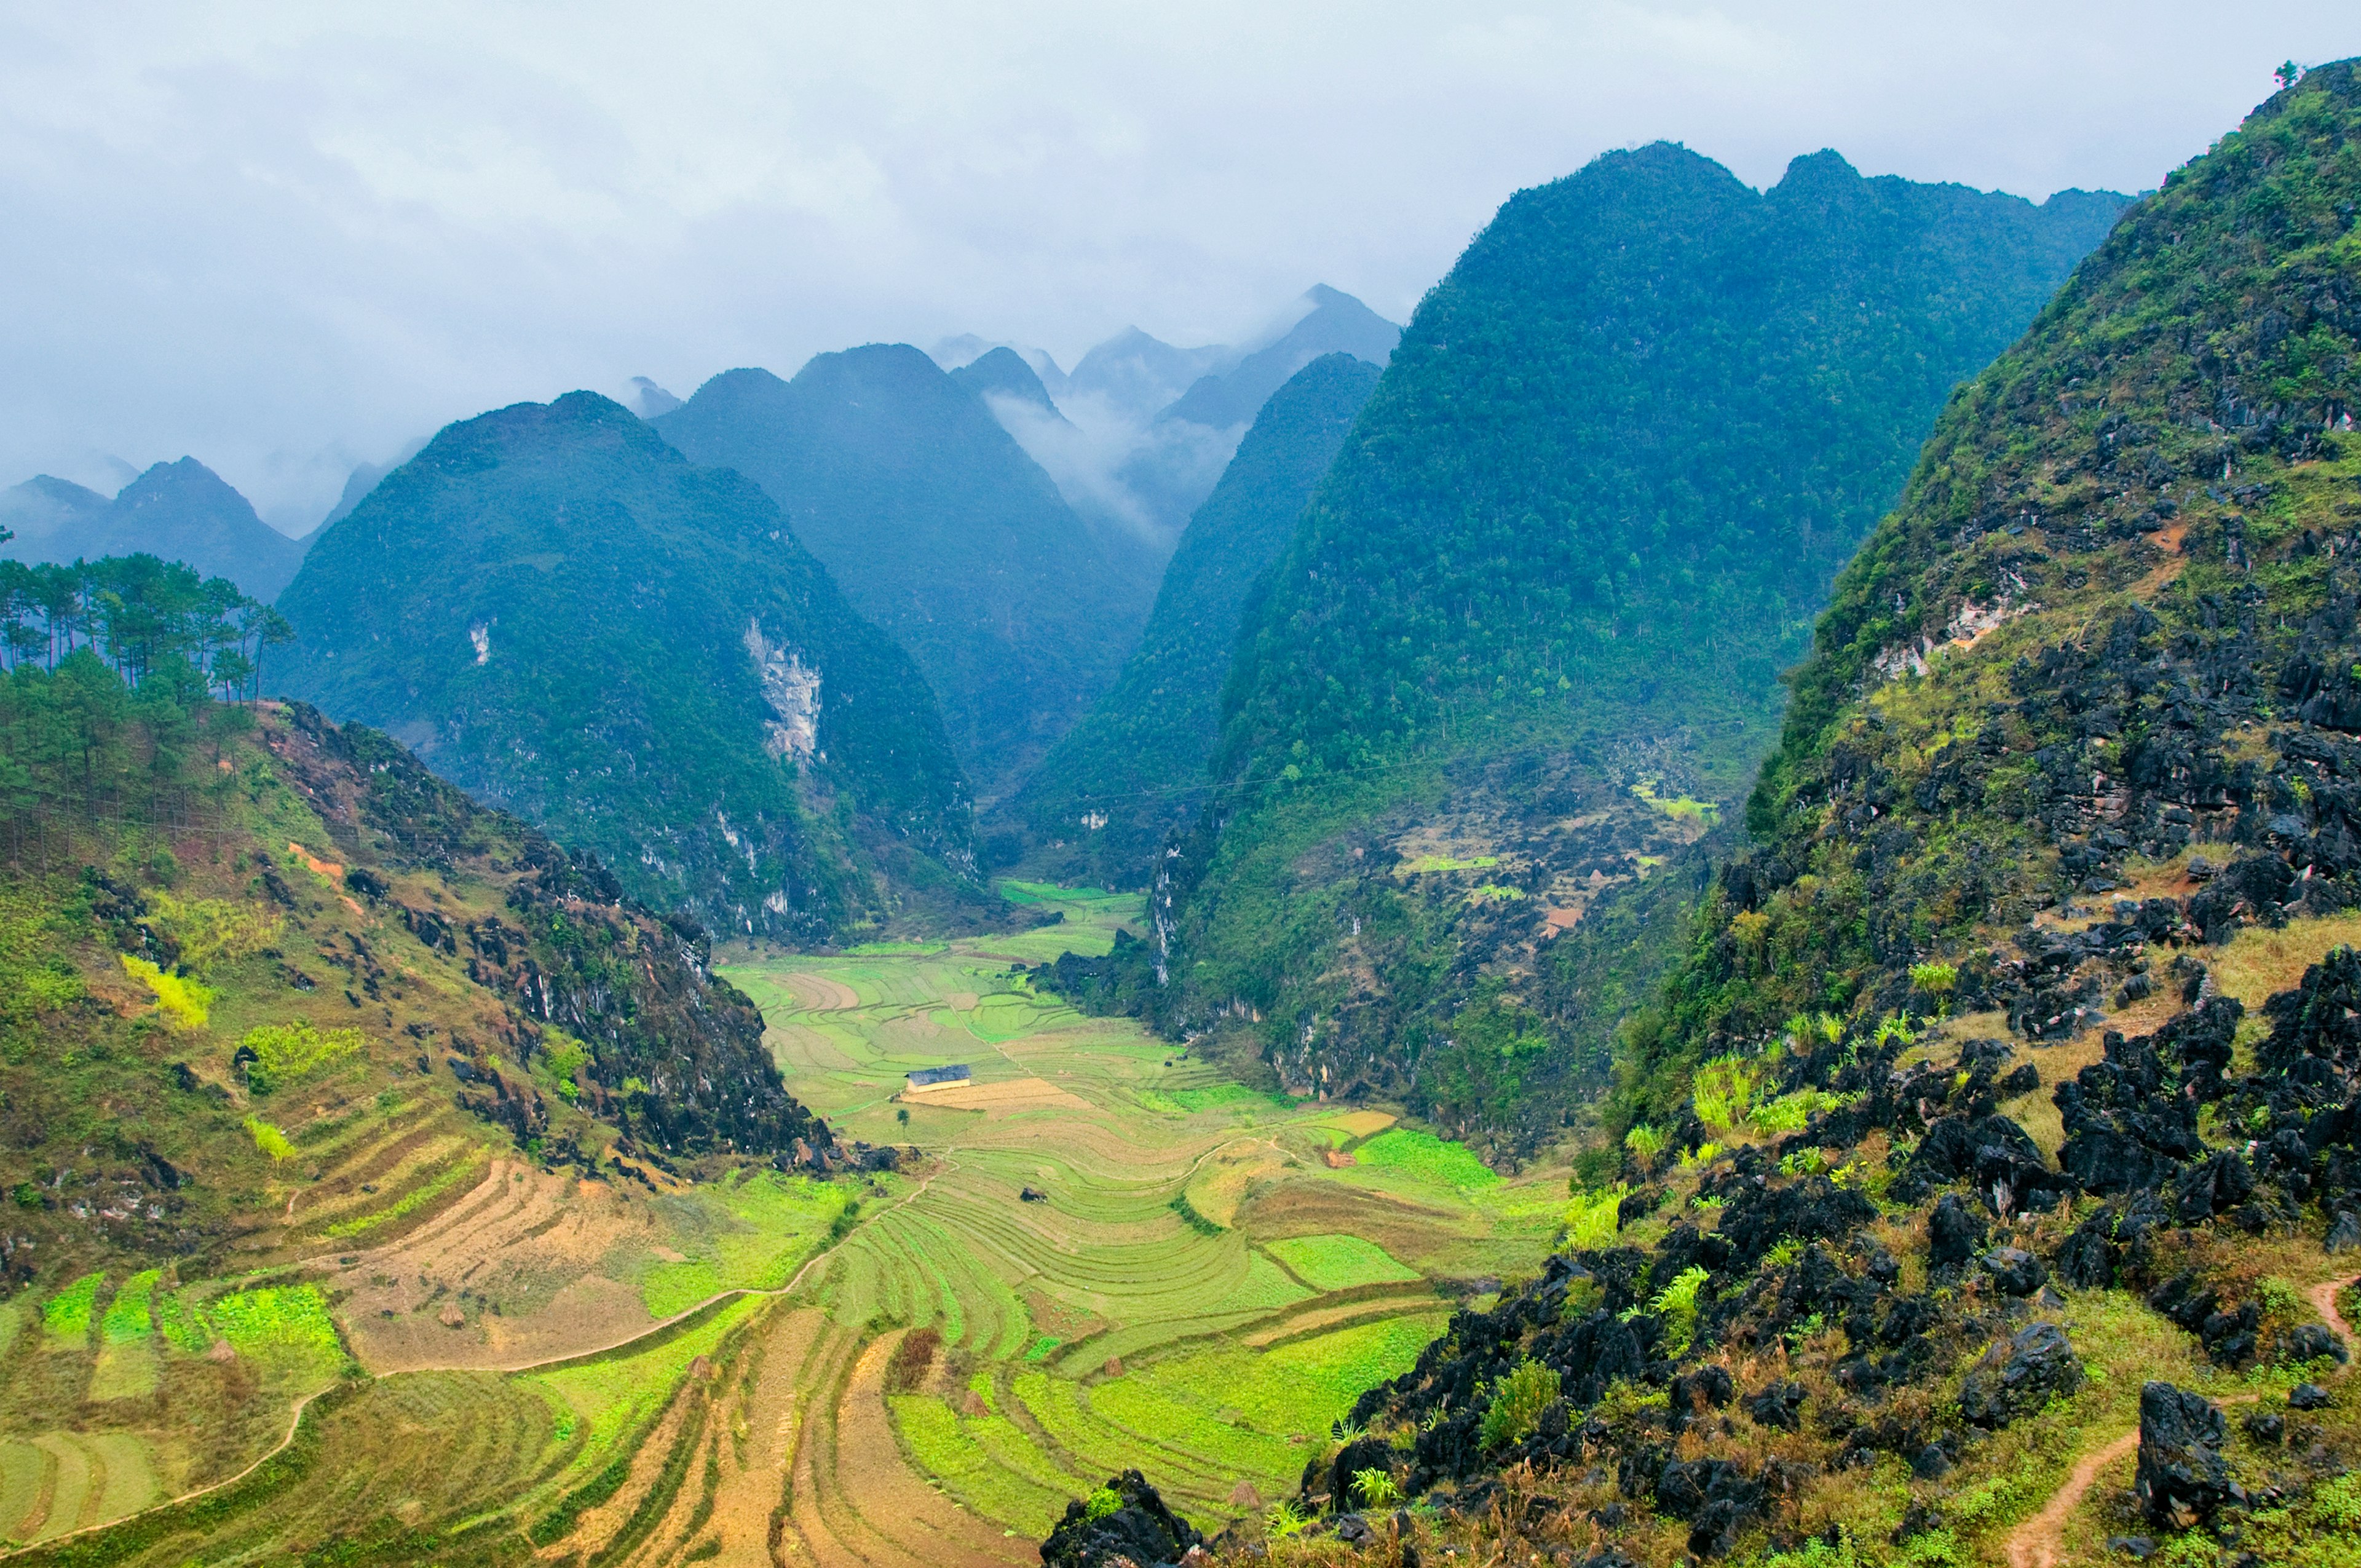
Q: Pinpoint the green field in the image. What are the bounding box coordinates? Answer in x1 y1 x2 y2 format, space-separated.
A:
722 881 1570 1540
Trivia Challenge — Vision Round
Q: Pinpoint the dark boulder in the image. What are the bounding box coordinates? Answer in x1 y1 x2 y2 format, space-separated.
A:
2281 1322 2349 1365
1747 1380 1806 1431
2134 1382 2241 1526
1980 1246 2048 1296
1040 1470 1204 1568
2245 1408 2285 1444
1929 1194 1988 1265
1655 1459 1762 1559
2289 1382 2333 1411
2325 1210 2361 1252
1326 1435 1396 1513
2173 1149 2255 1222
1958 1321 2085 1428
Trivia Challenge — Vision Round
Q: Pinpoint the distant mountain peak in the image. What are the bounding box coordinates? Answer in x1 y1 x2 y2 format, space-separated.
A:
949 347 1066 424
1157 285 1400 431
628 376 683 418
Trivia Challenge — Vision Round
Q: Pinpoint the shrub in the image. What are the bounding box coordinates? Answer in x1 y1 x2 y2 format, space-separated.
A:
1624 1123 1666 1161
244 1115 295 1160
885 1326 942 1393
121 954 213 1030
1562 1183 1628 1249
239 1020 363 1093
1083 1487 1122 1522
1477 1358 1560 1451
1267 1500 1311 1539
1908 961 1958 998
1353 1467 1400 1507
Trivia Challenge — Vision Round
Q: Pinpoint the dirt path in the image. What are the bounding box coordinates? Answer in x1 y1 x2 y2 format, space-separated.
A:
2005 1273 2356 1568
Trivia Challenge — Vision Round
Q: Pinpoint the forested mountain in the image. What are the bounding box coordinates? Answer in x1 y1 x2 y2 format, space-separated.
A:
1237 61 2361 1567
1060 143 2129 1139
1158 285 1399 429
654 345 1159 798
2 458 309 600
1016 353 1382 882
274 391 973 943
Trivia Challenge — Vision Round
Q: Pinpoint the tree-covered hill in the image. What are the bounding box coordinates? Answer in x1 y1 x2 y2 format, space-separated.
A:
3 458 310 601
272 391 973 945
654 345 1161 800
1014 353 1382 884
1097 143 2128 1143
1173 63 2361 1568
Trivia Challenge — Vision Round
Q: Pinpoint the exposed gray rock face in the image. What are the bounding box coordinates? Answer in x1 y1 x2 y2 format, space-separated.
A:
2134 1382 2240 1526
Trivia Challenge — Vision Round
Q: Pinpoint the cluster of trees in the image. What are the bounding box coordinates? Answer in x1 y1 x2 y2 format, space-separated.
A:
0 548 285 835
0 549 290 700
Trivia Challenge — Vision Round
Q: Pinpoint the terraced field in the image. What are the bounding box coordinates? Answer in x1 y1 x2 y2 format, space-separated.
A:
722 883 1571 1559
1 886 1566 1564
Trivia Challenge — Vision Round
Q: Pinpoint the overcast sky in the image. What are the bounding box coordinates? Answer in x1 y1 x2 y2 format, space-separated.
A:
3 2 2353 529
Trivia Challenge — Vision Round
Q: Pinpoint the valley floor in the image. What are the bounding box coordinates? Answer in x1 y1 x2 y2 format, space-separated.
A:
0 885 1568 1566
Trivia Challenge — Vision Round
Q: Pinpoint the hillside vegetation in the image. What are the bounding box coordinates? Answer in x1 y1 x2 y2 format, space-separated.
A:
274 391 975 946
1015 354 1383 884
1180 61 2361 1568
655 345 1162 800
0 571 869 1548
1105 143 2129 1151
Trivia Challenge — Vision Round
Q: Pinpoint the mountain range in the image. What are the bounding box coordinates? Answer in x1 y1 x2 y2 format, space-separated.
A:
1 458 310 600
1014 351 1383 882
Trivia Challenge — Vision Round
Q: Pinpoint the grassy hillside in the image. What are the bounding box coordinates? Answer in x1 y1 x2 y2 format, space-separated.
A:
274 391 975 947
1130 143 2129 1152
655 345 1162 801
1212 61 2361 1568
0 590 878 1550
1013 354 1383 886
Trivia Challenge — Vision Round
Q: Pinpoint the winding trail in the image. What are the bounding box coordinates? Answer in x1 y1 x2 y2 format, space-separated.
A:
2004 1273 2357 1568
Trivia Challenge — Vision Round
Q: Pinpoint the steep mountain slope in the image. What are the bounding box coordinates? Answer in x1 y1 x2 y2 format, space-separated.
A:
3 459 310 600
654 346 1158 798
0 609 867 1548
1014 354 1383 882
1158 285 1399 430
1096 65 2361 1568
1103 145 2129 1140
274 391 972 943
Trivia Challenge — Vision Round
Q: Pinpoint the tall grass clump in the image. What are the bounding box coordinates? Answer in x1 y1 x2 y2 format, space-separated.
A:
1690 1057 1761 1133
1562 1184 1628 1249
1650 1265 1712 1354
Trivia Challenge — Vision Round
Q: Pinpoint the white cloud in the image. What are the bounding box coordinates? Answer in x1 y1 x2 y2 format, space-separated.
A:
0 1 2350 525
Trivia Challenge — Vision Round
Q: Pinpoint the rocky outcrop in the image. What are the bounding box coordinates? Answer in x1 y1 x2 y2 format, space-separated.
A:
1958 1322 2083 1427
2134 1382 2240 1527
1040 1470 1203 1568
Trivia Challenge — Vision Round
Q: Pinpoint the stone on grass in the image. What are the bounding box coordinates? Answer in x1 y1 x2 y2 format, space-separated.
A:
2134 1382 2241 1527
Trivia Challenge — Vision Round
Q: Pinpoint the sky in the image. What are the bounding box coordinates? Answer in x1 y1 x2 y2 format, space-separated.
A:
2 2 2354 531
